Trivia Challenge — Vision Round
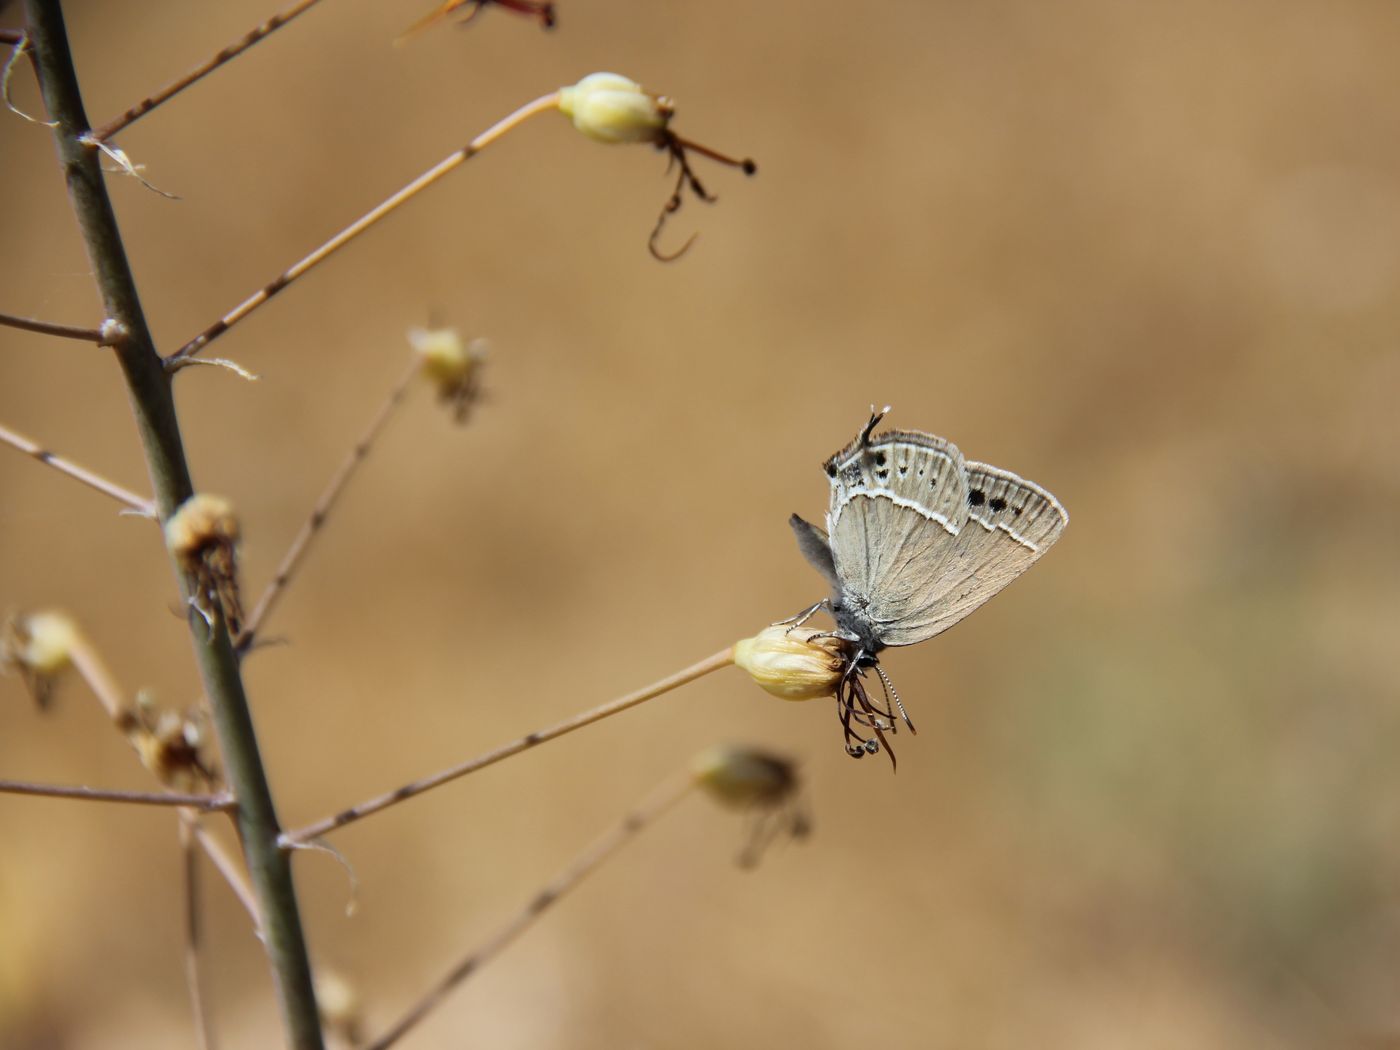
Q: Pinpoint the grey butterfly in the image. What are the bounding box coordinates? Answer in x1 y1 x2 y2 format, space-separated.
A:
788 408 1068 761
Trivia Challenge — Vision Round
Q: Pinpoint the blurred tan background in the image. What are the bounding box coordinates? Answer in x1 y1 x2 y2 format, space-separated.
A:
3 0 1400 1046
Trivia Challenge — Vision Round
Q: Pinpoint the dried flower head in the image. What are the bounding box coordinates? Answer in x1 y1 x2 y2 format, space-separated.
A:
734 624 850 701
0 610 80 709
692 744 811 868
165 494 244 634
557 72 757 259
408 327 488 422
129 691 218 790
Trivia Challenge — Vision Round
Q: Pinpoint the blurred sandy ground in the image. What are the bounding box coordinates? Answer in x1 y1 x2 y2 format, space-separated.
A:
2 0 1400 1046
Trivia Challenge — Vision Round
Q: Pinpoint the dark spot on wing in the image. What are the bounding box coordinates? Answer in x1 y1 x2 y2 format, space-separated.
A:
874 451 887 466
989 497 1006 513
875 469 889 481
825 463 837 477
969 490 985 507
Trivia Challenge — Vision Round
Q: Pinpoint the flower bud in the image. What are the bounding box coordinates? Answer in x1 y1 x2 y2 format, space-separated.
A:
693 744 811 868
316 970 364 1046
558 73 673 145
408 327 487 421
1 610 80 709
734 625 850 701
692 744 800 809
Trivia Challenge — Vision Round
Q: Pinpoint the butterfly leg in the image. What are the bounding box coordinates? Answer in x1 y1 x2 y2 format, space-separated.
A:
772 599 828 631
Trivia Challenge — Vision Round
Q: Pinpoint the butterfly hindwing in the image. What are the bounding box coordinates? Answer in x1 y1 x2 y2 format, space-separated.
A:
871 461 1068 646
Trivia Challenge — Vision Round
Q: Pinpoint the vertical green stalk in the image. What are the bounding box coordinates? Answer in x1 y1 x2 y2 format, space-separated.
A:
24 4 324 1047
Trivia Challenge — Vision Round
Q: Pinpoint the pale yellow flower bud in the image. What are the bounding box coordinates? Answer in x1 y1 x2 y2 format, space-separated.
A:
734 625 850 701
557 72 673 145
408 327 487 421
316 970 364 1045
692 744 800 809
5 610 78 677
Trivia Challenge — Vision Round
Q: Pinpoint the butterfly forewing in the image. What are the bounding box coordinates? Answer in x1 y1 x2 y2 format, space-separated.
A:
872 461 1067 647
825 431 971 640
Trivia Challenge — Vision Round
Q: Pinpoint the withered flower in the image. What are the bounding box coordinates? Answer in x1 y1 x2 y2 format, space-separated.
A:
693 744 810 868
408 327 488 422
557 72 757 260
0 610 79 709
165 494 244 635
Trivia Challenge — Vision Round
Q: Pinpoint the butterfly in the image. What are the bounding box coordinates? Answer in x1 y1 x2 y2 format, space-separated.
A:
788 408 1068 762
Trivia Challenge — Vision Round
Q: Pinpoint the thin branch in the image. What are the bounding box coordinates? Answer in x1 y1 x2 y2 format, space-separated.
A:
26 4 323 1045
179 818 219 1050
363 774 694 1050
0 421 156 514
185 811 260 923
0 778 234 809
0 309 112 344
282 647 734 845
89 0 329 142
236 355 419 654
166 91 561 368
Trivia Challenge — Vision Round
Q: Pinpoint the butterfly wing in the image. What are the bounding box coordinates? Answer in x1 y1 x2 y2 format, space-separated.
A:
869 461 1068 647
824 427 971 642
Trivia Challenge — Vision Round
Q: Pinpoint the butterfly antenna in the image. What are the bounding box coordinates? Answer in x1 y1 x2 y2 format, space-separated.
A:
875 663 916 735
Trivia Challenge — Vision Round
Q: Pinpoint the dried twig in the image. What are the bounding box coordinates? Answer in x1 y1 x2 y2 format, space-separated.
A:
237 355 420 653
166 92 561 369
0 421 156 514
89 0 330 142
0 309 115 344
281 647 734 844
363 774 693 1050
179 818 219 1050
0 778 233 809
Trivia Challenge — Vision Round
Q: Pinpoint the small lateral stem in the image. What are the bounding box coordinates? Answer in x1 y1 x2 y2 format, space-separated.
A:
282 647 734 845
185 811 261 923
0 421 155 514
0 309 111 343
167 91 561 368
363 774 695 1050
0 778 234 809
179 817 219 1050
237 355 420 653
90 0 328 141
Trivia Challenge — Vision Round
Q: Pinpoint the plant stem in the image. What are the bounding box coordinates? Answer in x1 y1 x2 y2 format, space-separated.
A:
0 308 111 343
282 647 734 844
25 4 323 1046
166 91 561 368
0 421 155 513
89 0 329 142
179 818 219 1050
0 778 234 809
237 355 419 654
364 773 694 1050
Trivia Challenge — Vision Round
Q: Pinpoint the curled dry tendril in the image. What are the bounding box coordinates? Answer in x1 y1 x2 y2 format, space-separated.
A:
649 133 758 262
836 660 916 770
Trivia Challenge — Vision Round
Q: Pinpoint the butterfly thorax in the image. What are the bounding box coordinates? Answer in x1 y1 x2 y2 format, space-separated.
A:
830 591 887 658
